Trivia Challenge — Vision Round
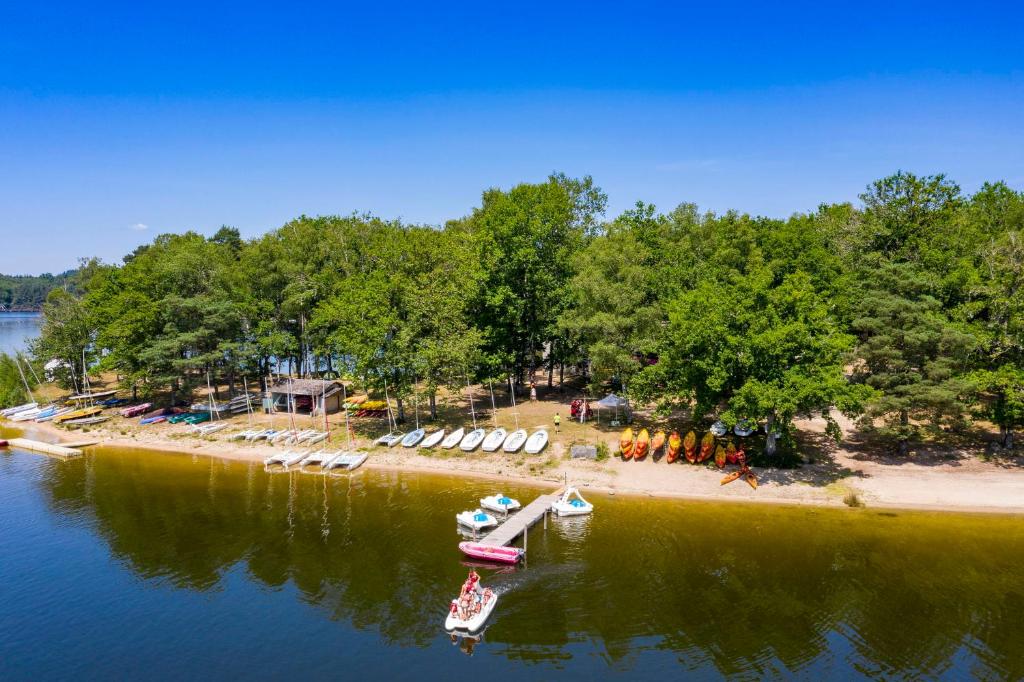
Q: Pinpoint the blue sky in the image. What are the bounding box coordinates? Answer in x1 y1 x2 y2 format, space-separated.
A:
1 1 1022 273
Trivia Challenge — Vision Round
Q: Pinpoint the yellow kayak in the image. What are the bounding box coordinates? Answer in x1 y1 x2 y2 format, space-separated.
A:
53 406 102 424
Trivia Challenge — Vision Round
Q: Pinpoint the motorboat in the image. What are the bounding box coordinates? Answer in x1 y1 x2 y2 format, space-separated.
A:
458 542 524 565
524 428 548 454
401 429 426 447
421 429 445 448
456 509 498 531
445 581 498 633
480 494 521 514
481 428 507 452
460 428 486 452
550 487 593 516
502 429 527 453
324 452 367 471
441 428 464 449
710 420 728 437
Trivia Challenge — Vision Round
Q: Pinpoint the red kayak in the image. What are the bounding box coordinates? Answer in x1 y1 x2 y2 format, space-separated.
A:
459 541 524 565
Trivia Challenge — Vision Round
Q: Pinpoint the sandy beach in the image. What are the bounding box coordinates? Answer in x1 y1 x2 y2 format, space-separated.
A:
8 399 1024 515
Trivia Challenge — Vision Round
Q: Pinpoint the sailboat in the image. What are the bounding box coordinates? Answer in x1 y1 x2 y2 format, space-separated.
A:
503 377 527 452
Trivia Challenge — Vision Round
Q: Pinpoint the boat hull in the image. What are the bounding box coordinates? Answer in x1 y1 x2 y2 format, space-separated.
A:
445 592 498 633
458 542 523 564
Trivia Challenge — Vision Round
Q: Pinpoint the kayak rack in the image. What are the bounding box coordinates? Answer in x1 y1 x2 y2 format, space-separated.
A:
479 489 563 548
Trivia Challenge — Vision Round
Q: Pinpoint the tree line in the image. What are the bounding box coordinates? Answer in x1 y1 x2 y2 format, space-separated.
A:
25 171 1024 455
0 270 79 311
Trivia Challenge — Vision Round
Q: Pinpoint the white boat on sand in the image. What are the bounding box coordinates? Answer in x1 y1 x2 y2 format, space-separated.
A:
421 429 445 448
401 429 426 447
502 429 527 453
441 428 464 449
324 452 368 471
524 428 548 454
481 428 507 452
460 428 486 452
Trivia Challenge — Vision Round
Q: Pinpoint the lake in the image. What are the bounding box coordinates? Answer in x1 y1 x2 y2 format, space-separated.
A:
0 312 41 355
1 443 1022 679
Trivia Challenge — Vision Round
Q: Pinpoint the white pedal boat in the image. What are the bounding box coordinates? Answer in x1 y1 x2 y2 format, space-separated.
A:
456 509 498 531
481 428 507 452
480 494 521 514
550 487 593 516
420 429 445 448
460 428 486 452
524 428 548 454
324 452 367 471
441 428 464 449
502 429 527 453
445 589 498 633
401 429 426 447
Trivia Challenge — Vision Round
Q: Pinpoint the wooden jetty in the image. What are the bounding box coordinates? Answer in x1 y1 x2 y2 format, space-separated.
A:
6 438 83 458
480 489 563 547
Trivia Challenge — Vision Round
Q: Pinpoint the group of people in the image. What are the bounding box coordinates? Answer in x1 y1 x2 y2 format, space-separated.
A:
453 570 493 621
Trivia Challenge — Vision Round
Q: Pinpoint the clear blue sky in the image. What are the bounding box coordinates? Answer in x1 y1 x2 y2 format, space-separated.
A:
1 1 1022 273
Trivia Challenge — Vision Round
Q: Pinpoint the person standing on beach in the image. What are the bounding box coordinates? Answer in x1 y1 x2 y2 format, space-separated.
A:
530 382 537 401
554 412 561 433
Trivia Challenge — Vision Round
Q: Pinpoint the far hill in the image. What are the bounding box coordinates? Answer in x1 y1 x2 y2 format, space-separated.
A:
0 270 80 312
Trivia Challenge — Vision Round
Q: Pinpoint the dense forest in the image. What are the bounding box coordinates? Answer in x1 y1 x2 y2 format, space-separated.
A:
0 270 79 310
21 171 1024 455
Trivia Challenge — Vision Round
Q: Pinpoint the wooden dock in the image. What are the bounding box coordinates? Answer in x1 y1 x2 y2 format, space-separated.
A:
6 438 83 458
480 490 563 547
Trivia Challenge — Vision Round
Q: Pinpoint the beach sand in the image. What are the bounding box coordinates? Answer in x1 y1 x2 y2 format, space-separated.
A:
8 399 1024 515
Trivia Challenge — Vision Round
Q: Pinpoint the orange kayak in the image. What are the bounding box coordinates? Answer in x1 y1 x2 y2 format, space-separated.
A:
620 427 634 460
725 441 738 464
699 432 715 463
651 430 666 454
667 431 682 463
745 470 758 489
683 430 697 463
634 428 650 460
721 470 742 485
714 444 727 468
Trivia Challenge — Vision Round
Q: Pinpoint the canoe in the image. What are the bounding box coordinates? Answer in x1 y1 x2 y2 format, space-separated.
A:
421 429 445 448
745 470 758 489
620 427 634 459
460 428 486 452
683 430 696 463
481 428 508 452
634 428 650 460
523 429 548 454
458 541 524 564
667 430 682 463
651 430 666 454
502 428 527 453
441 427 465 449
120 403 152 418
714 444 727 468
53 407 102 424
721 470 742 485
699 432 715 463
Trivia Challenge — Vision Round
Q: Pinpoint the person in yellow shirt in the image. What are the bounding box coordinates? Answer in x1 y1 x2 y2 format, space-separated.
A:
553 413 561 433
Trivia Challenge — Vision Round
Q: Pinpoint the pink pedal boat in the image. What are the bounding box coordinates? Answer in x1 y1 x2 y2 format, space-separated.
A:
458 541 524 565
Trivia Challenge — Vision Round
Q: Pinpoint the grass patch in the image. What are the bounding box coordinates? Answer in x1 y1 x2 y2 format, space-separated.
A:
595 442 609 461
843 491 865 508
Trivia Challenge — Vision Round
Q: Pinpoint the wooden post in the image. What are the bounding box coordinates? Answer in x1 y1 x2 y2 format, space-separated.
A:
524 526 527 554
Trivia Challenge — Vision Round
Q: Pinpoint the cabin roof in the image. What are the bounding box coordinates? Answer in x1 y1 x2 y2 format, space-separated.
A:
268 378 344 398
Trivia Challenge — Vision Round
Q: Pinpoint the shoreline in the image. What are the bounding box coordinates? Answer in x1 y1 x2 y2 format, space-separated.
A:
7 415 1024 517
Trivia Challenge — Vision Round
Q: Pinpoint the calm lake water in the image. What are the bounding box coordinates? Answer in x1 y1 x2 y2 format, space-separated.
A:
0 312 41 355
1 442 1023 680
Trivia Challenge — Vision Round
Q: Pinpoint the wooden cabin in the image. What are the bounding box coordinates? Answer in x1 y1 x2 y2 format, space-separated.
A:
267 378 345 415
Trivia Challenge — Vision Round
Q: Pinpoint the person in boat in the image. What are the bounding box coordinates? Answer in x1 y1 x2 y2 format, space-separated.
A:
457 571 482 619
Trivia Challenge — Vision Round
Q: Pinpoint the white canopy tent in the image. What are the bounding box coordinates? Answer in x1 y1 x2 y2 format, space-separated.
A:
595 393 630 424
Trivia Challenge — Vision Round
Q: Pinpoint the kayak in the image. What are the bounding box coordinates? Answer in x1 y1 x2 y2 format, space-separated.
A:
714 444 727 468
746 470 758 489
620 427 634 460
667 430 682 463
458 541 524 564
53 407 102 424
726 441 740 464
120 403 152 418
634 428 650 460
699 432 715 463
683 430 697 463
721 470 742 485
651 430 666 455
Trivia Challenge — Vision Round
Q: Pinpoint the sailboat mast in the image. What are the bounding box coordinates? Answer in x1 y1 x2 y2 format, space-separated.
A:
466 374 477 429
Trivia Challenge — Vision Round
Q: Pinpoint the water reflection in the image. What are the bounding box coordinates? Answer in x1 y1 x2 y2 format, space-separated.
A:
31 447 1024 678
